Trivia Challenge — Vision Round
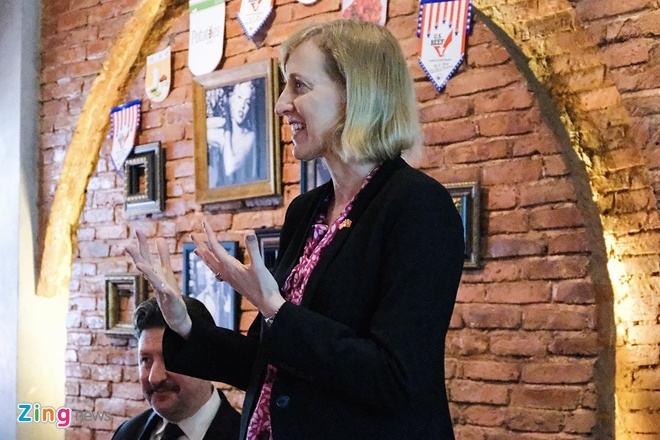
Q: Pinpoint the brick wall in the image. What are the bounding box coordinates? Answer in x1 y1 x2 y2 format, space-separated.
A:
37 0 659 439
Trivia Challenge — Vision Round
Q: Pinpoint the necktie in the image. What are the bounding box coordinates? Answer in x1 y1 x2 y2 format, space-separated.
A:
161 422 185 440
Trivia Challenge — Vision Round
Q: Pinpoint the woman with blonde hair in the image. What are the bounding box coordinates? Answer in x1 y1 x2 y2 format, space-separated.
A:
128 19 464 440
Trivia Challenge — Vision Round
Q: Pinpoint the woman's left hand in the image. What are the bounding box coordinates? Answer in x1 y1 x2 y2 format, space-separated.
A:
192 222 285 319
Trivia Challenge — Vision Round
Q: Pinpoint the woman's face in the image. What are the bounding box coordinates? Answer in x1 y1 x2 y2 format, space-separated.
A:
230 81 253 125
275 41 345 161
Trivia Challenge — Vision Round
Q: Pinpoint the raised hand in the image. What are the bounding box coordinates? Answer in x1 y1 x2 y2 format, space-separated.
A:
192 222 285 319
125 231 192 338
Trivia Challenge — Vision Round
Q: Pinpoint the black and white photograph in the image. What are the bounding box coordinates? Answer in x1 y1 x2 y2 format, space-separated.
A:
182 241 239 330
206 78 267 188
193 59 281 204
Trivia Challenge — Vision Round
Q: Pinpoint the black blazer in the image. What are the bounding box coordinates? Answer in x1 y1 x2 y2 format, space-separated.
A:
164 157 464 439
110 389 240 440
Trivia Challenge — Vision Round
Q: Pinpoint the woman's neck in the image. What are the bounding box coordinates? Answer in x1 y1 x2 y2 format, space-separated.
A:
324 155 378 223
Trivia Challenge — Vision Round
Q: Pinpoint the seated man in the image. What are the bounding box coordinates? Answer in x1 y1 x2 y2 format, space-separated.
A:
112 297 240 440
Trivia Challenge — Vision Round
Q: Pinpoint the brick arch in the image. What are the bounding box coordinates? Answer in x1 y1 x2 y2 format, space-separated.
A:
37 0 186 297
474 1 660 438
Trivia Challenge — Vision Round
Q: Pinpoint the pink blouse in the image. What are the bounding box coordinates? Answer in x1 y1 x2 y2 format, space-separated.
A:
246 166 379 440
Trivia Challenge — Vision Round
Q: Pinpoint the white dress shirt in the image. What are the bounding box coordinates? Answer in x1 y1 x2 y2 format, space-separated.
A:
150 389 221 440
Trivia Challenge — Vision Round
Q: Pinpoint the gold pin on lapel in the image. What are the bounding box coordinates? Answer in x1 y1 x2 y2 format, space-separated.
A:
339 219 352 230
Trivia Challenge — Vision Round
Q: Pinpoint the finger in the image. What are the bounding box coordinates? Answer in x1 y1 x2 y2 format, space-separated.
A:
244 234 266 270
201 224 233 265
136 231 153 264
156 238 173 275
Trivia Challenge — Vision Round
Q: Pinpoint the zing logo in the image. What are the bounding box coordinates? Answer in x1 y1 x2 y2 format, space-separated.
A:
17 403 111 429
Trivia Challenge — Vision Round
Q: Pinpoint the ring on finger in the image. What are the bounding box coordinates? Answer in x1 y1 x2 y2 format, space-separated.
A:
214 270 223 281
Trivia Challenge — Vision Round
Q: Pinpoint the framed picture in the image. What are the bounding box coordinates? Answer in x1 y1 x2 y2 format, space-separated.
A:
255 228 281 273
300 158 331 193
105 273 148 335
182 241 239 330
445 181 481 269
123 142 166 215
193 58 281 204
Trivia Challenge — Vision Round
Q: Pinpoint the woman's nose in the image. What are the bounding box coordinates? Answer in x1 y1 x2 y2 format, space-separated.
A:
275 89 293 116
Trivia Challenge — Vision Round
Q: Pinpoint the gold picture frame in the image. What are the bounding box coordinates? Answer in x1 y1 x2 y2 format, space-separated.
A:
445 181 481 269
193 58 281 205
124 142 165 216
104 273 148 335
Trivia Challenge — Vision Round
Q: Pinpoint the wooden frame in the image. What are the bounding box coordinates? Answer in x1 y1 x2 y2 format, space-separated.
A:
300 158 331 193
124 142 166 216
445 181 481 269
193 59 281 204
105 273 148 335
182 241 239 330
255 228 281 273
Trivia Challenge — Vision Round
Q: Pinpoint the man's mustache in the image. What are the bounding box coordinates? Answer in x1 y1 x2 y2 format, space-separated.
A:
147 381 180 394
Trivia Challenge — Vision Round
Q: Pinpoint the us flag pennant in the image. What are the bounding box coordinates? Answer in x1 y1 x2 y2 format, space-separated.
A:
109 99 141 172
417 0 471 92
237 0 273 39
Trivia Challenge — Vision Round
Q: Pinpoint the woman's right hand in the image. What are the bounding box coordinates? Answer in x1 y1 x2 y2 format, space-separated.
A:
125 231 193 338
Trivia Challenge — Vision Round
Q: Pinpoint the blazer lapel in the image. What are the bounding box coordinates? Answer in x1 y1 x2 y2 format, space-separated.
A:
138 411 161 440
300 157 403 308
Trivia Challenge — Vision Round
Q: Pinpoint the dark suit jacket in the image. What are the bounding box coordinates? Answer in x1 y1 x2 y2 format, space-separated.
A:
110 389 240 440
163 157 464 439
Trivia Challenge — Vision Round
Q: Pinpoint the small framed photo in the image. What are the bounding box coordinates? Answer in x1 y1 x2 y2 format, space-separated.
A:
445 181 481 269
182 242 239 330
193 59 281 204
123 142 166 216
300 158 331 193
255 228 281 274
105 273 148 335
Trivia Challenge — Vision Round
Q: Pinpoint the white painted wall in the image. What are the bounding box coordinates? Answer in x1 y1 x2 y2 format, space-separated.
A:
0 0 67 438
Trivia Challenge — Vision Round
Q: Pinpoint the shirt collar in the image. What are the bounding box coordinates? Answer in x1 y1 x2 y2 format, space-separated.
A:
155 388 221 440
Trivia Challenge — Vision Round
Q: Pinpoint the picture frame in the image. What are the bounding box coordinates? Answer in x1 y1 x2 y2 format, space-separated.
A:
105 273 148 335
193 58 281 204
300 158 331 193
255 228 281 273
123 142 166 216
445 181 481 269
182 241 239 330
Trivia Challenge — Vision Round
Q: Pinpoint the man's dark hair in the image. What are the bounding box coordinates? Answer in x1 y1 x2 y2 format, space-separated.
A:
133 296 215 338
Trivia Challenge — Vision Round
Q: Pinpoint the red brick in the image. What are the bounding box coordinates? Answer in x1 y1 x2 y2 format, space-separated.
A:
553 280 596 304
487 235 547 258
462 361 520 382
547 231 590 254
462 305 521 329
423 119 477 145
510 385 582 410
488 211 530 234
462 404 507 427
485 281 552 303
529 205 584 229
576 0 652 20
473 84 534 114
506 407 564 432
548 332 599 356
449 380 509 405
477 109 540 137
490 332 547 357
522 305 595 330
446 63 521 96
482 157 543 185
485 185 518 210
521 362 594 384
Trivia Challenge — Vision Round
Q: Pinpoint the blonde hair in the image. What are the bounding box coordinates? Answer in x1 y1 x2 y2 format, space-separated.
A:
280 20 422 163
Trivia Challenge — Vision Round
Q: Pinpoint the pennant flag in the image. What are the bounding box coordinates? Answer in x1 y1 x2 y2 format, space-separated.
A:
341 0 387 25
145 46 172 102
237 0 273 39
110 100 141 172
189 0 225 76
418 0 471 92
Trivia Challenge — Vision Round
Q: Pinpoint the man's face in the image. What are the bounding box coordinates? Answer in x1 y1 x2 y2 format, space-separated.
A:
138 327 211 422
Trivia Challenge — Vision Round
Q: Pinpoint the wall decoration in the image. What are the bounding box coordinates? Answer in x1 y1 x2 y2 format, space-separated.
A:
300 158 331 194
417 0 472 92
123 142 165 216
193 59 281 205
341 0 387 25
145 46 172 102
182 241 239 330
238 0 273 39
110 99 141 172
445 181 480 269
105 273 148 335
255 228 281 274
188 0 225 76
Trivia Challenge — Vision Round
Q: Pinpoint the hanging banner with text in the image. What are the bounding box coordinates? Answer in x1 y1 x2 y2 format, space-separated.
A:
418 0 471 92
238 0 273 39
145 46 172 102
110 100 141 172
189 0 225 76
